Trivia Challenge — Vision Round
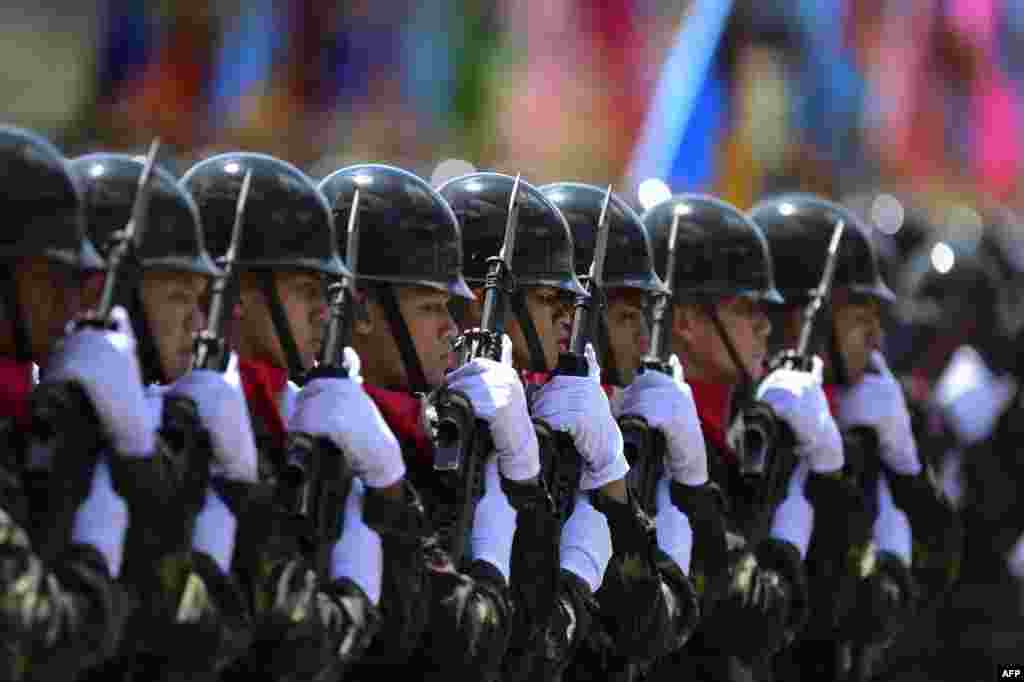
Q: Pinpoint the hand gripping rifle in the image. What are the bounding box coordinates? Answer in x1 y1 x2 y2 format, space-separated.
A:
547 187 613 519
29 139 161 561
163 169 255 527
431 176 522 567
619 205 682 516
281 188 361 575
729 219 846 510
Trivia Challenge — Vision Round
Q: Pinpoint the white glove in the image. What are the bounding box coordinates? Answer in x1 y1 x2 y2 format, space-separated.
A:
531 344 629 490
838 351 921 475
444 335 540 482
932 345 1017 448
289 347 405 489
169 369 259 483
756 358 843 474
619 354 708 486
192 488 237 574
45 306 156 458
71 456 128 577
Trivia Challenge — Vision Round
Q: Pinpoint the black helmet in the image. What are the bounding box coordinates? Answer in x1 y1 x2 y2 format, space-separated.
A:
749 193 894 305
643 194 783 304
0 125 102 270
439 172 586 297
71 153 222 384
181 152 348 277
182 153 347 377
439 172 585 373
539 182 667 294
71 153 221 278
317 164 473 299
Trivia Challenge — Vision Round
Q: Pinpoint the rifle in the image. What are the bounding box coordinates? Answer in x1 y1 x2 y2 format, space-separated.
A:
727 219 846 495
163 167 255 513
192 169 253 372
432 175 522 567
619 205 682 516
547 186 613 518
29 138 162 561
282 187 361 575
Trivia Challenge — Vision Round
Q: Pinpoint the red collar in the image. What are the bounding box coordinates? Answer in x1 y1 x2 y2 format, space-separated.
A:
688 378 737 465
822 383 840 417
238 357 289 449
364 384 433 464
0 358 32 427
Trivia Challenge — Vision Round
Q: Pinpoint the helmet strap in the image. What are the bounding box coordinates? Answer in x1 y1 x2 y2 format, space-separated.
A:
0 265 33 363
128 285 168 385
702 297 757 402
827 314 850 386
377 284 429 394
512 288 548 374
258 271 306 380
597 314 623 386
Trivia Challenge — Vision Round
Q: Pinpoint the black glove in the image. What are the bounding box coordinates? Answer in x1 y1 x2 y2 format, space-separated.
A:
843 550 917 645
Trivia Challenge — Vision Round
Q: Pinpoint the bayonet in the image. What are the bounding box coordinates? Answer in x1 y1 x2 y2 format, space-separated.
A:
87 137 161 325
192 168 253 371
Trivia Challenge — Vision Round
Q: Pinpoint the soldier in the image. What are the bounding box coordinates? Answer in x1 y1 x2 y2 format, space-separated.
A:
750 194 925 681
640 194 842 682
439 172 638 681
182 152 381 680
539 182 701 677
0 125 140 679
318 164 540 682
70 152 252 681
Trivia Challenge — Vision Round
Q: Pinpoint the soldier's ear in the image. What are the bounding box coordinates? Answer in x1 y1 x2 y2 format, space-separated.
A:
354 287 375 336
672 302 700 347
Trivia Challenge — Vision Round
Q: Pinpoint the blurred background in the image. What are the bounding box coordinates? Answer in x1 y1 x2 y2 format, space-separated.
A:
8 1 1024 253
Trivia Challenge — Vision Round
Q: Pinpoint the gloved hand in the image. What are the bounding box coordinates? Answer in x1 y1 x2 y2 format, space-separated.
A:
756 357 843 474
445 335 539 482
531 344 628 490
620 354 708 486
838 351 921 475
702 549 793 662
289 347 405 489
169 368 259 483
44 306 156 458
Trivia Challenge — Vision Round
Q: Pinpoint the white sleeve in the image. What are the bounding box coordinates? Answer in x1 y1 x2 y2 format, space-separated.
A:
560 493 613 592
874 473 913 565
655 474 694 574
769 461 815 558
470 455 517 583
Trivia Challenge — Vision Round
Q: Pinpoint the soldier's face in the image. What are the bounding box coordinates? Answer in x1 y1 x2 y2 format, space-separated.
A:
138 270 207 382
675 296 771 384
6 256 84 366
506 286 575 370
355 285 456 390
832 292 883 384
604 289 650 385
238 270 326 372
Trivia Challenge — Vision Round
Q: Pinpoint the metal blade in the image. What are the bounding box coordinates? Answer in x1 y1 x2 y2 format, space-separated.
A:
345 187 361 284
589 184 614 287
126 137 161 248
498 173 521 266
224 168 254 266
818 219 846 299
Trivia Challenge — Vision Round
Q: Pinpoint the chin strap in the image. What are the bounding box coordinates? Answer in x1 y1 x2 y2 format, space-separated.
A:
701 297 756 401
377 284 429 394
1 266 33 363
597 314 622 386
511 289 548 374
258 271 306 381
